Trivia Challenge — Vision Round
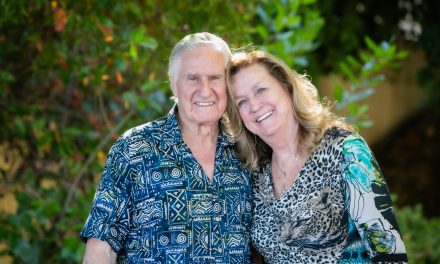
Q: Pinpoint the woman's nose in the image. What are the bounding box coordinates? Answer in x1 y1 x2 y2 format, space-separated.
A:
249 98 261 113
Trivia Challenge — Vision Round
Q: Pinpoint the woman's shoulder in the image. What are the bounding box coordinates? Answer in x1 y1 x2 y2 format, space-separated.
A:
323 126 354 140
318 126 354 149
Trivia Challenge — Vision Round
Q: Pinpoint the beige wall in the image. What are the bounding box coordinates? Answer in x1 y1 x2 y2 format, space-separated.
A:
319 48 426 144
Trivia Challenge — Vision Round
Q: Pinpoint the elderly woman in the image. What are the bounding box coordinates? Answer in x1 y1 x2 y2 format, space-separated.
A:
225 50 407 263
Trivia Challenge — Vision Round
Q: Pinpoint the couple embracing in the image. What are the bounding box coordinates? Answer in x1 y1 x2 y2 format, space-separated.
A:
81 32 407 264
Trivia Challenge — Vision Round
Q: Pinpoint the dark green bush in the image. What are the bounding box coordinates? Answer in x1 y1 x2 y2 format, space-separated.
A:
396 204 440 263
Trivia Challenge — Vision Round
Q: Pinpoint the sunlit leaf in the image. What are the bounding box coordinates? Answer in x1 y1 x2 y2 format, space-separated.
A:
53 8 68 32
129 43 138 60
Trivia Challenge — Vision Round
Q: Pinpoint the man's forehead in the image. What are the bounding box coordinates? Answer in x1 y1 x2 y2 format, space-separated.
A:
183 71 225 76
179 63 226 77
174 46 227 77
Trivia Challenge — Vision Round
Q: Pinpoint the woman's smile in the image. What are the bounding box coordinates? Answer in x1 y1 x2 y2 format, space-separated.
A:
256 110 274 123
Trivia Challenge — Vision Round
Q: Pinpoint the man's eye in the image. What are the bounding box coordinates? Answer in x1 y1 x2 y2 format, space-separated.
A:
210 75 221 81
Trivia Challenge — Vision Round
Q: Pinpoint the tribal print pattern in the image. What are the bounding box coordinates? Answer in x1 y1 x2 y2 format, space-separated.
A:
81 106 253 263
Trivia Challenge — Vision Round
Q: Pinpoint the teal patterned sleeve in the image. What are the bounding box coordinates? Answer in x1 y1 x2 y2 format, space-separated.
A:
341 134 407 263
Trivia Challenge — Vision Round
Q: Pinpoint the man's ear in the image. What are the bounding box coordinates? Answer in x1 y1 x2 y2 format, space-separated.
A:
169 74 177 97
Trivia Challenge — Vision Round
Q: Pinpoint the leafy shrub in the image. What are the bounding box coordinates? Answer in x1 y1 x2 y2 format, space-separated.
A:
396 204 440 264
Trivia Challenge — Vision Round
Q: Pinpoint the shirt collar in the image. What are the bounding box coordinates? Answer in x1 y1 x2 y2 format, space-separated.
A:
163 104 234 147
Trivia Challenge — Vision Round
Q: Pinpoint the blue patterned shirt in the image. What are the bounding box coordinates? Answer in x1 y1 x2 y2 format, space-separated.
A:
81 106 253 263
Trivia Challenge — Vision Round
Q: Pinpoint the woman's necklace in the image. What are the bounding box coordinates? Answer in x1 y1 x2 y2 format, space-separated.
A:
272 155 299 198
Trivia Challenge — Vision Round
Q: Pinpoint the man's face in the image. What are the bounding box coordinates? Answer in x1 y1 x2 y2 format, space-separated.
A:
170 45 227 129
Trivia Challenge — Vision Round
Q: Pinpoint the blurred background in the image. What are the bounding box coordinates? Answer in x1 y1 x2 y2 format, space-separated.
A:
0 0 439 263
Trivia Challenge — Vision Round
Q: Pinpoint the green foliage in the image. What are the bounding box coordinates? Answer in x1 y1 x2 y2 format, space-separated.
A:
0 189 86 264
313 0 406 73
418 68 440 113
254 0 324 70
418 1 440 113
332 37 408 129
396 204 440 263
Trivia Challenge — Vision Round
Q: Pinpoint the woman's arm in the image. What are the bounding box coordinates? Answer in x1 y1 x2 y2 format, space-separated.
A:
341 134 407 263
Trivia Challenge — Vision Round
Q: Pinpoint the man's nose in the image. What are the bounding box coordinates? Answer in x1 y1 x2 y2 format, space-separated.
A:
200 78 212 95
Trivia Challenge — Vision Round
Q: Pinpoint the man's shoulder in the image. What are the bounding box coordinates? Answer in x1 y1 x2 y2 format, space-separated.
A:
121 114 169 140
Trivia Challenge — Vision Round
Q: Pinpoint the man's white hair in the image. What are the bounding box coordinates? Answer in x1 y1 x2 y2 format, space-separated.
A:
168 32 231 81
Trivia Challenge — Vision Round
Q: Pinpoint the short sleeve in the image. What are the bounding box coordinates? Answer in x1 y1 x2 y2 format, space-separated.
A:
341 134 407 263
80 137 132 253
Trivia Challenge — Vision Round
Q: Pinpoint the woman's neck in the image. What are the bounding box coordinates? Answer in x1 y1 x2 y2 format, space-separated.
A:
272 142 301 169
268 124 301 161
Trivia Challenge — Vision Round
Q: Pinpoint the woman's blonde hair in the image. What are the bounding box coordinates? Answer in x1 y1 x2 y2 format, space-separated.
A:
224 50 354 171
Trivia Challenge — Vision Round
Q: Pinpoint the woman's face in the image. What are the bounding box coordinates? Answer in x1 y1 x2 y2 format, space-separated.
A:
231 63 295 140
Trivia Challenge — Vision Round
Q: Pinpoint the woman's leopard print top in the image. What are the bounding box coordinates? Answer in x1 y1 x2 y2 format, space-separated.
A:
251 127 407 263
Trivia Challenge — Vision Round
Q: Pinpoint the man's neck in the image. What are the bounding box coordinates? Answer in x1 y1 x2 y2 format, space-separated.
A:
177 114 219 146
181 125 219 150
179 121 219 182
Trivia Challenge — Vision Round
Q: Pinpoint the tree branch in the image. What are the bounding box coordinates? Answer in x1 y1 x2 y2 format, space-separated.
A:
62 107 136 212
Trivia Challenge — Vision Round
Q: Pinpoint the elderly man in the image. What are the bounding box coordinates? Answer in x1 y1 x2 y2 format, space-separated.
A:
80 32 253 263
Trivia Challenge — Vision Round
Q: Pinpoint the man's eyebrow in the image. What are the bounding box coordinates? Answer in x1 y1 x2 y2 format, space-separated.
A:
183 73 199 79
184 73 198 76
208 74 224 78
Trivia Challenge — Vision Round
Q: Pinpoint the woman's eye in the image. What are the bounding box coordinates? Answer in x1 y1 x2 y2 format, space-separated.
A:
237 100 246 108
256 87 266 94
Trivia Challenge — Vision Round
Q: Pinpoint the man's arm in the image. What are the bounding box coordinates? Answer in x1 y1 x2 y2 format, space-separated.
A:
83 238 117 264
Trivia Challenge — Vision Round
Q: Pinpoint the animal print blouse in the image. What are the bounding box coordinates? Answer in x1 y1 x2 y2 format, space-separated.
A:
251 127 407 263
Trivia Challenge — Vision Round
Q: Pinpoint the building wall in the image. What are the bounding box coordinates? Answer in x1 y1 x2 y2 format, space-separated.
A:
319 48 426 144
